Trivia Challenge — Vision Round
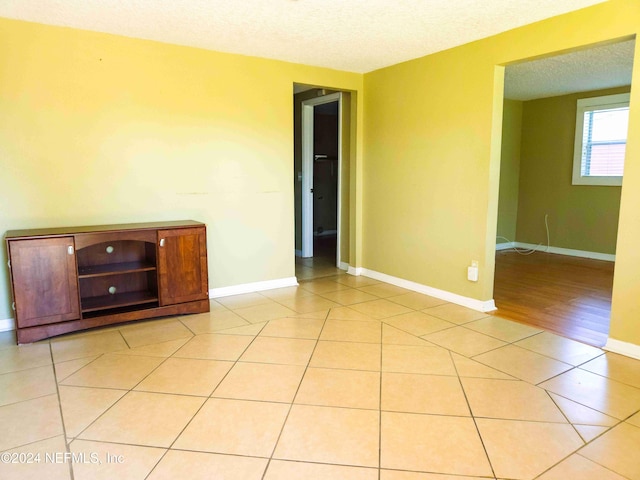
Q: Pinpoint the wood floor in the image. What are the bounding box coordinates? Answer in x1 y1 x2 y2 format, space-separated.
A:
493 250 614 347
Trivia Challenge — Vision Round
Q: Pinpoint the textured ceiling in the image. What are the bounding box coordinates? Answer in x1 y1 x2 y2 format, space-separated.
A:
0 0 609 74
1 0 633 99
505 39 635 100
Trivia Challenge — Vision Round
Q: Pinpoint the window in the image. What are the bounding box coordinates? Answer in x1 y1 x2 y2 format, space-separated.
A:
572 93 630 186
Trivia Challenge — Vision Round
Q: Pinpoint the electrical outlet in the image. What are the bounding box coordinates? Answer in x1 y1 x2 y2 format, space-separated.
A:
467 260 479 282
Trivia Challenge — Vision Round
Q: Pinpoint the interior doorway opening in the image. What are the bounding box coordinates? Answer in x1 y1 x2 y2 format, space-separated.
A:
293 85 350 280
493 39 635 347
305 95 340 260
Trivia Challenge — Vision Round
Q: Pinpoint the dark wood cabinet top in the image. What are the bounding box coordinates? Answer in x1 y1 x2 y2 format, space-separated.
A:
5 220 205 240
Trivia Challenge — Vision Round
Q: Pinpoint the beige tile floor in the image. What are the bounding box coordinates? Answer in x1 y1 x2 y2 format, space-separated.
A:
1 273 640 480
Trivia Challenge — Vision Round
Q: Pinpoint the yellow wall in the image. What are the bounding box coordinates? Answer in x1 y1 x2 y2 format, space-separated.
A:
340 92 352 263
516 87 627 254
3 0 640 348
496 99 523 242
363 42 506 302
363 0 640 345
0 18 363 321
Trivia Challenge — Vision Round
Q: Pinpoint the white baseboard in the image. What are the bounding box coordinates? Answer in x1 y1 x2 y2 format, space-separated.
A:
603 338 640 360
348 266 363 276
496 242 515 251
339 262 349 271
0 317 15 333
499 242 615 262
1 275 301 331
360 268 497 313
210 276 299 298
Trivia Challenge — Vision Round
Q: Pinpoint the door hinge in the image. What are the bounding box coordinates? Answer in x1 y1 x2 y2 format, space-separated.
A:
7 259 10 269
11 302 15 311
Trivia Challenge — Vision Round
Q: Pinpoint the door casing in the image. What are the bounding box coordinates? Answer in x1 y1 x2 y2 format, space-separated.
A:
301 92 343 264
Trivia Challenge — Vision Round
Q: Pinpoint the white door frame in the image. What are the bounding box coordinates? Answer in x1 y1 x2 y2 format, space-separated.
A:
301 92 342 264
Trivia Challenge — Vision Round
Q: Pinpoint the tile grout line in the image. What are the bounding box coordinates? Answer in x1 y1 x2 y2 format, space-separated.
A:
533 390 623 480
545 387 593 442
534 365 581 388
116 329 131 350
378 318 383 479
176 316 200 337
7 277 637 478
169 320 269 434
2 434 67 458
144 319 271 479
55 355 104 383
49 340 76 480
467 321 638 479
449 348 497 479
260 307 332 480
67 353 172 443
574 451 637 480
60 325 232 457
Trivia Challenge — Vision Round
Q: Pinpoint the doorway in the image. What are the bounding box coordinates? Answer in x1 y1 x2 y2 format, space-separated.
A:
312 100 340 260
294 87 348 280
302 92 342 261
493 39 635 347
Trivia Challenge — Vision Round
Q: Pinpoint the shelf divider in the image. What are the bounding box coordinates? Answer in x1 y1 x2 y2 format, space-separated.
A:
78 261 157 278
81 291 158 313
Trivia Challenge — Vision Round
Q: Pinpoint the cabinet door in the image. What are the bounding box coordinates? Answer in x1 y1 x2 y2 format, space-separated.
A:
157 227 208 305
9 237 80 328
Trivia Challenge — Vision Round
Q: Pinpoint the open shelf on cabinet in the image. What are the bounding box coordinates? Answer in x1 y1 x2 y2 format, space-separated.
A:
76 239 159 316
81 291 159 313
78 261 157 278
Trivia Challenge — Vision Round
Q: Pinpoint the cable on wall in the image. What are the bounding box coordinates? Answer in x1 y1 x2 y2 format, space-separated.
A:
497 214 550 256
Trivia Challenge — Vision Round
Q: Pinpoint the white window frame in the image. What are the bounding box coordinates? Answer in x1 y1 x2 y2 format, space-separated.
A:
572 93 630 186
